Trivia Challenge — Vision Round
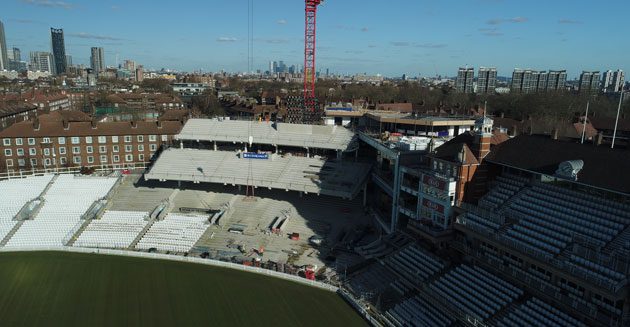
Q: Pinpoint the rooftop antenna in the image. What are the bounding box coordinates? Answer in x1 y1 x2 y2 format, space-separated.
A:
612 91 624 149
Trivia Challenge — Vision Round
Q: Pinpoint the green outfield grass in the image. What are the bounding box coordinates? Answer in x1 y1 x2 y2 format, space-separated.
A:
0 251 366 327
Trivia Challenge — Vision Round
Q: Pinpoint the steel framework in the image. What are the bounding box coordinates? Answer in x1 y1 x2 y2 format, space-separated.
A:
303 0 322 114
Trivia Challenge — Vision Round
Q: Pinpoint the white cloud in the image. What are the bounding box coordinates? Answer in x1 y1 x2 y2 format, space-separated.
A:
68 32 123 41
276 19 287 25
217 37 238 42
558 19 582 24
20 0 74 9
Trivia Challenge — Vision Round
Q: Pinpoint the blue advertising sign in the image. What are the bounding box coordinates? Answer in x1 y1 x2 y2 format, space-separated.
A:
242 152 269 159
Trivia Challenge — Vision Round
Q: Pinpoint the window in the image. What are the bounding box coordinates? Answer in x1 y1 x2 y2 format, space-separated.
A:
125 154 133 162
99 146 107 153
29 148 36 156
98 136 107 144
87 156 94 164
4 149 12 156
42 137 51 144
71 137 80 144
86 146 93 154
149 135 157 142
73 156 81 164
72 146 81 154
6 159 13 167
15 138 23 146
111 136 119 143
85 136 93 144
16 148 24 156
28 138 35 145
138 154 145 162
100 155 107 163
44 158 51 166
43 148 50 156
161 135 168 142
125 145 132 152
18 159 25 167
124 135 132 143
113 145 119 153
30 158 37 166
137 135 144 142
113 155 120 163
150 144 157 152
58 137 66 144
59 157 66 165
138 144 144 152
2 138 10 146
59 147 66 155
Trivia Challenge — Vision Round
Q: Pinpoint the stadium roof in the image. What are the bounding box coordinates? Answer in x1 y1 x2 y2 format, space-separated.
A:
485 135 630 195
175 119 356 151
144 148 372 199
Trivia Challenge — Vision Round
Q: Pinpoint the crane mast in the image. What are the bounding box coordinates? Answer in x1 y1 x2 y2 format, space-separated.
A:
303 0 321 115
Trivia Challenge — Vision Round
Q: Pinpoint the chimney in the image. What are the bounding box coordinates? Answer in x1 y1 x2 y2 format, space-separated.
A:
156 120 162 128
62 119 69 130
32 117 40 131
131 121 137 128
91 119 97 129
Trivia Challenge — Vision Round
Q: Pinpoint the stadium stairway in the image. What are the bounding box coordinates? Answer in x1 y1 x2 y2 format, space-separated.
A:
602 224 630 255
0 221 24 246
128 217 157 250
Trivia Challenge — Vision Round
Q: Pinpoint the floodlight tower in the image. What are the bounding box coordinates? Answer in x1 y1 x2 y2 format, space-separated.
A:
303 0 322 117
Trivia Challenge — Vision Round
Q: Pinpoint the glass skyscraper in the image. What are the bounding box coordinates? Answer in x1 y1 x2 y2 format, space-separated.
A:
50 27 67 75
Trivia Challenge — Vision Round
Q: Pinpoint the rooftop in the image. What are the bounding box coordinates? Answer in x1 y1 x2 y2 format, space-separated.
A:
366 112 477 126
485 135 630 195
145 148 372 199
176 119 357 151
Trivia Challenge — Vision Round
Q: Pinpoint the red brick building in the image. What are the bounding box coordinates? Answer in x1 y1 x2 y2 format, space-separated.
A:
0 112 184 173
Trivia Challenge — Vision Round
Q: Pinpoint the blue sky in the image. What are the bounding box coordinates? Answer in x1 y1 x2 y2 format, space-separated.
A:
2 0 629 78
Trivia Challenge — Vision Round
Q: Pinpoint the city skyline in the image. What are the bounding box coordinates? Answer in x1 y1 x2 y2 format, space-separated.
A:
2 0 630 77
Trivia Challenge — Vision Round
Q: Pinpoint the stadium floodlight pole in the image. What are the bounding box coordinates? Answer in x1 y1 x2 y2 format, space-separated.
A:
581 100 589 144
611 91 624 149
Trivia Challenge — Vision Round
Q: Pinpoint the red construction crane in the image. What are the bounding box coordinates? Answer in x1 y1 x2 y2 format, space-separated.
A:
303 0 322 114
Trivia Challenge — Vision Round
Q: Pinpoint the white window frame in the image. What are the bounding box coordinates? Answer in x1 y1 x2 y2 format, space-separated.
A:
43 148 50 156
28 138 35 145
98 136 107 144
42 137 51 144
100 155 108 163
138 154 145 162
149 135 157 142
30 158 37 166
149 144 157 151
16 148 24 156
137 135 144 142
138 144 144 152
15 138 23 146
59 147 66 155
71 137 80 144
113 155 120 163
58 137 66 145
72 146 81 154
125 154 133 162
59 157 67 165
113 145 119 153
44 158 51 166
85 136 93 144
86 146 93 154
125 145 132 152
29 148 37 156
73 156 82 164
124 135 132 143
18 159 25 167
161 135 168 142
4 149 12 156
99 146 107 153
6 159 13 167
2 138 10 146
87 156 94 164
